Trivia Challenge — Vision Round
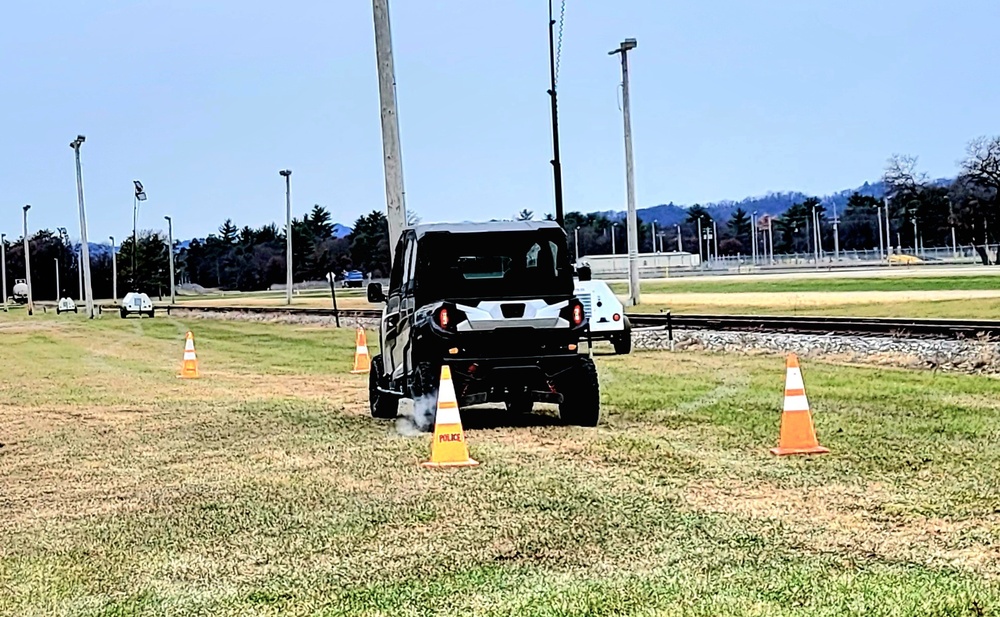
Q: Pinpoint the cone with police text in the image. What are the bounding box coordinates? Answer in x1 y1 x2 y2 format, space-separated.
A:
771 353 828 456
179 331 200 379
350 327 371 374
422 365 479 468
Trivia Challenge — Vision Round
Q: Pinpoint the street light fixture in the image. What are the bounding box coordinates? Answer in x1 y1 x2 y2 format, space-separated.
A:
70 135 95 318
133 179 147 291
1 232 7 312
22 205 33 315
609 37 640 306
279 170 293 305
164 216 175 305
110 236 117 303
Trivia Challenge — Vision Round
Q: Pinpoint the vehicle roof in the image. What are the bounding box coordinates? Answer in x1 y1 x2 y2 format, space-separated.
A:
410 220 562 239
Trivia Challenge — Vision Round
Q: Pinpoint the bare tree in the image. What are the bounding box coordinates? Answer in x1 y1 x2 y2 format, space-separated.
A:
516 209 534 221
961 136 1000 194
882 154 928 198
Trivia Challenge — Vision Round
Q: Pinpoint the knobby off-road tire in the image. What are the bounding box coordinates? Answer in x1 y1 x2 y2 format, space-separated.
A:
409 360 442 433
557 356 601 427
612 331 632 355
369 354 399 419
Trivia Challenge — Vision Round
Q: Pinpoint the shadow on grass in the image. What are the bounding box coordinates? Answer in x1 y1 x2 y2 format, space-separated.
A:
459 405 564 431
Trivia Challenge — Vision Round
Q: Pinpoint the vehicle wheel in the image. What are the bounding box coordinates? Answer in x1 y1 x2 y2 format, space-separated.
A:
120 309 127 319
73 308 78 314
147 310 155 318
409 360 442 432
369 355 399 419
56 309 61 315
557 356 600 427
612 331 632 355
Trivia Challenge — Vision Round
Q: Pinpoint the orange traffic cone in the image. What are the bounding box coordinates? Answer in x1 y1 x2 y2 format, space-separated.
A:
422 365 479 468
771 353 828 456
350 327 371 374
179 331 200 379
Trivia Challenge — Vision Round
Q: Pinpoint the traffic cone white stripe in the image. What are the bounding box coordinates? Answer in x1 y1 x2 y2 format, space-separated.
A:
785 367 805 391
783 394 810 413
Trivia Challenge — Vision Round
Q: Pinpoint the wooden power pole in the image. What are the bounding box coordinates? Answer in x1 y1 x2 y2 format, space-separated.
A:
372 0 407 261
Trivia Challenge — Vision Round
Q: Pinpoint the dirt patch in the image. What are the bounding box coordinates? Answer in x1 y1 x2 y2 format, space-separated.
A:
685 480 1000 575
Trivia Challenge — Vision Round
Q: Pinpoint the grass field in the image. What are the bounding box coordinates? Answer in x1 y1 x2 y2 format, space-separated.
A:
614 275 1000 296
2 313 998 615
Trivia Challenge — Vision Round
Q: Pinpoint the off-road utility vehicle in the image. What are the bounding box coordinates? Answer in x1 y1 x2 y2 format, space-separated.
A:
367 221 600 430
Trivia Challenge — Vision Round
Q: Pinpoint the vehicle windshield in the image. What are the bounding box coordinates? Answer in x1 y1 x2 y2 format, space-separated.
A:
416 229 573 303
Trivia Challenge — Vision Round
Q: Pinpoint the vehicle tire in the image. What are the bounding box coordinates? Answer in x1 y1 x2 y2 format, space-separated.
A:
120 309 127 319
147 310 155 318
73 308 78 314
612 331 632 355
56 309 61 315
557 356 601 427
369 354 399 419
409 360 442 432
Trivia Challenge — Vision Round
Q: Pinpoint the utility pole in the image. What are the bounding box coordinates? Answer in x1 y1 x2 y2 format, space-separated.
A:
547 0 565 227
611 222 617 256
54 258 60 300
812 204 821 264
831 201 840 262
876 206 884 260
911 215 919 256
1 233 7 312
165 216 175 305
696 217 703 266
676 225 682 252
651 221 657 253
574 227 580 261
751 211 758 264
767 218 774 264
884 196 892 263
952 226 958 258
70 135 94 318
280 170 293 305
372 0 407 261
78 246 83 300
712 220 719 260
610 38 640 306
22 205 33 315
110 236 117 303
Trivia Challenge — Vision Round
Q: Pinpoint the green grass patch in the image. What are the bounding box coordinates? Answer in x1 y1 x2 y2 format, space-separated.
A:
1 313 998 615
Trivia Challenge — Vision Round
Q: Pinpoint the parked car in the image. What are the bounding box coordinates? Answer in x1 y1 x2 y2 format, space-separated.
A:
120 292 154 318
56 297 78 314
342 270 365 288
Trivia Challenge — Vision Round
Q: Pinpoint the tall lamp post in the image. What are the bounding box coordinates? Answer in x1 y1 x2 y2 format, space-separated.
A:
110 236 117 303
22 205 33 315
1 232 7 312
280 170 293 305
164 216 175 305
133 180 147 290
70 135 95 318
675 224 682 252
54 258 60 300
610 37 640 307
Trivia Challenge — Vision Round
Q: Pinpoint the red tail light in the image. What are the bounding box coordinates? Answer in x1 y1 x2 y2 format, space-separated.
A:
438 308 450 328
572 303 584 326
613 313 621 322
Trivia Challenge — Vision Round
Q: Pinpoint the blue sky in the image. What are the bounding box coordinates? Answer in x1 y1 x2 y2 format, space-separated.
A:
2 1 997 242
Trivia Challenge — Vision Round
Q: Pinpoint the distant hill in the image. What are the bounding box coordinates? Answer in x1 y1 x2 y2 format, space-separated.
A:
603 180 893 226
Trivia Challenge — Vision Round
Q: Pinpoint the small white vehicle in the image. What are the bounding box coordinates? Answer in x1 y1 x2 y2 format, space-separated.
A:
12 279 29 304
120 292 154 318
574 274 631 354
56 297 78 314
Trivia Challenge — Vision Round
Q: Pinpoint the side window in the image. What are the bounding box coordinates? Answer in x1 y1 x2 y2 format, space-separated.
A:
387 236 406 295
402 235 417 295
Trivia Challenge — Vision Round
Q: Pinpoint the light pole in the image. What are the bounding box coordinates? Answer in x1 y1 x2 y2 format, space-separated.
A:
1 233 7 312
884 196 892 262
574 227 580 261
110 236 117 303
70 135 95 318
610 37 640 306
77 244 83 300
611 222 618 255
751 211 758 264
54 258 60 300
767 217 775 264
133 180 147 291
696 217 703 266
712 220 719 260
812 204 821 264
876 206 885 260
22 205 33 315
164 216 175 305
831 200 840 262
676 225 682 252
651 220 657 253
280 169 293 305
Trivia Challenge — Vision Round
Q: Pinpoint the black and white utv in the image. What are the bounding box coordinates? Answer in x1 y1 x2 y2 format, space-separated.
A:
367 221 600 430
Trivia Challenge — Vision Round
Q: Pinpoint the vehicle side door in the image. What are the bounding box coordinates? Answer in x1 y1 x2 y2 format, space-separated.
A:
394 232 418 380
381 236 407 378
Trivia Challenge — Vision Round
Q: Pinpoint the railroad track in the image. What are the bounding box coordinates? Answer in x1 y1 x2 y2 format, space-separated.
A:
628 313 1000 340
157 304 1000 341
